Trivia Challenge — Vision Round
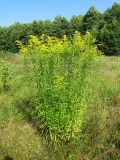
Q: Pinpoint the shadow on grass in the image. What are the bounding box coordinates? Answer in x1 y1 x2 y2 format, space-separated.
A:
4 155 13 160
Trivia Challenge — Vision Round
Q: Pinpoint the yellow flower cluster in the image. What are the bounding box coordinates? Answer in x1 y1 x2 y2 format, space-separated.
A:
16 31 100 59
55 75 64 83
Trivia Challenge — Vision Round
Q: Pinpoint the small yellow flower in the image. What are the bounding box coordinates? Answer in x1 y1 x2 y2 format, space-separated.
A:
56 75 64 82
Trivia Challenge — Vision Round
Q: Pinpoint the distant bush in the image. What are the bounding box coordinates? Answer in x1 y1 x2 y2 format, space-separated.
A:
17 31 100 143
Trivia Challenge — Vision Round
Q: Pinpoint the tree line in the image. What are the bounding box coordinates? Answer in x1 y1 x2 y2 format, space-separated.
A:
0 3 120 55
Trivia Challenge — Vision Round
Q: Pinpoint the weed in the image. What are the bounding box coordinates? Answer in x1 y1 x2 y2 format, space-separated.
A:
0 60 12 92
17 31 100 143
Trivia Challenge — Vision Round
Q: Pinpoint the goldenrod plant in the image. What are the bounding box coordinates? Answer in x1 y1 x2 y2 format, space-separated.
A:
17 31 100 143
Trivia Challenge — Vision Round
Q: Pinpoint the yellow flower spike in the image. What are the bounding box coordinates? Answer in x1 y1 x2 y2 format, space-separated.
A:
46 36 53 46
63 35 68 42
16 40 23 49
29 35 39 45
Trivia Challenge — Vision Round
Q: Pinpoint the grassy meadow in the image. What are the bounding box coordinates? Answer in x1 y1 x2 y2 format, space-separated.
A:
0 39 120 159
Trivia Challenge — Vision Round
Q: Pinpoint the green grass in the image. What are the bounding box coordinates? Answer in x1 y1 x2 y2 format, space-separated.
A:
0 54 120 160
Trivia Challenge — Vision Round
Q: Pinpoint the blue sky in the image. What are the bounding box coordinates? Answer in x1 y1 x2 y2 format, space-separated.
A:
0 0 120 26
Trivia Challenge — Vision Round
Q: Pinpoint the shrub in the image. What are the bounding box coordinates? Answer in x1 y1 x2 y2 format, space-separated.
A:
17 31 100 143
